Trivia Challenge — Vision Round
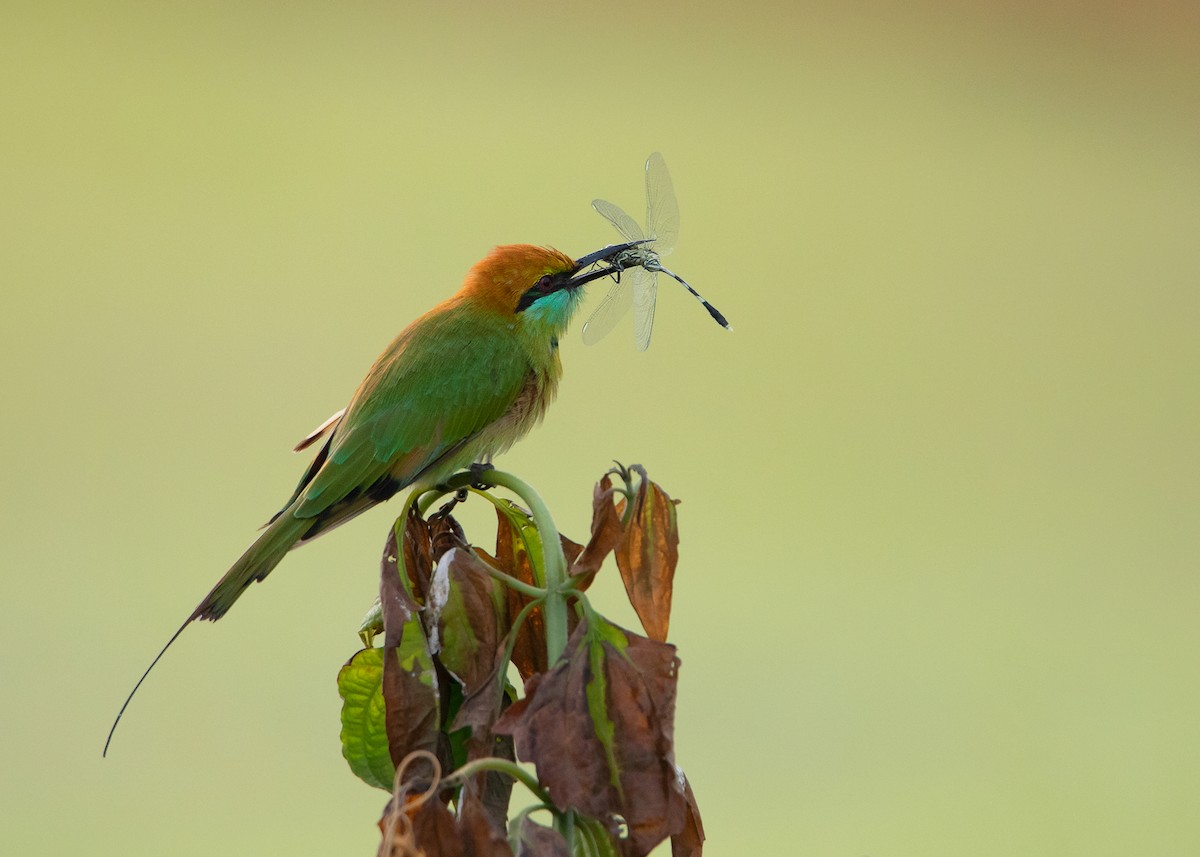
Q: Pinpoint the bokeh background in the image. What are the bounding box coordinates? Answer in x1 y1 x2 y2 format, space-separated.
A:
3 1 1197 854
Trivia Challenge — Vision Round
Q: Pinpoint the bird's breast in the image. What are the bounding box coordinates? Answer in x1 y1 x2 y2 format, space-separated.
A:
472 358 560 462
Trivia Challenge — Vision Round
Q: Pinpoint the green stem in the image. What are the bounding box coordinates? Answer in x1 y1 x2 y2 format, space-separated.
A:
411 469 569 662
558 809 577 851
443 757 550 805
392 487 426 596
479 560 547 599
474 469 570 664
415 469 478 515
507 803 556 853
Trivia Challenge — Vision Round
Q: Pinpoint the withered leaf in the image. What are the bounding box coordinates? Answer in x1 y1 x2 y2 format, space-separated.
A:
494 617 688 857
487 505 547 680
452 640 510 738
516 816 570 857
458 788 516 857
560 534 584 577
570 475 625 588
451 638 517 829
429 512 468 563
396 797 457 857
556 534 589 634
429 547 505 693
401 506 433 606
670 775 704 857
614 476 680 643
380 788 514 857
380 526 440 769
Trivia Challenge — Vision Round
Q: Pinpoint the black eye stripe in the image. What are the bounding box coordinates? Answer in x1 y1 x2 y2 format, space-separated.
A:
516 272 566 313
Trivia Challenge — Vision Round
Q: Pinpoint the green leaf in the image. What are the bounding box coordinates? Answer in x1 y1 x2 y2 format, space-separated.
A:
337 647 394 791
585 622 622 794
357 597 383 647
483 496 546 583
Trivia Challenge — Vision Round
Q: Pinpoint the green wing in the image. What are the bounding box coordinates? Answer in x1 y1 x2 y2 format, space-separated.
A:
295 305 528 520
187 303 530 624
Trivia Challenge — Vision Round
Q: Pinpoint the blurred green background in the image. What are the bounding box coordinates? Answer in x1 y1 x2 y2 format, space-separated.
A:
3 1 1197 854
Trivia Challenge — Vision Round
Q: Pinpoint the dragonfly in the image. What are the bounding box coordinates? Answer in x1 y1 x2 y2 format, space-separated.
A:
581 152 731 351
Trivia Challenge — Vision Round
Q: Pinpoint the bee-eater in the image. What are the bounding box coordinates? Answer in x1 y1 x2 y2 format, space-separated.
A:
104 240 642 753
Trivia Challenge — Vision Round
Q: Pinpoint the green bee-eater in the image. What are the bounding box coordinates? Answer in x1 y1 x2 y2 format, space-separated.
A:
105 240 641 753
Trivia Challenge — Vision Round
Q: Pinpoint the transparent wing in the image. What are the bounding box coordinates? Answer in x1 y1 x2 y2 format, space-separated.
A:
589 175 663 349
644 152 679 257
581 273 635 346
585 198 645 345
631 268 658 351
591 198 644 242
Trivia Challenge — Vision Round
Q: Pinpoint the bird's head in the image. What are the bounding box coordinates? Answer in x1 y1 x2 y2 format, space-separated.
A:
460 241 646 335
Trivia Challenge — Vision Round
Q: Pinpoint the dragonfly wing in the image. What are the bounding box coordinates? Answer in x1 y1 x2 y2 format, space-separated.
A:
644 152 679 257
631 268 658 351
591 185 659 349
582 275 635 346
592 198 645 242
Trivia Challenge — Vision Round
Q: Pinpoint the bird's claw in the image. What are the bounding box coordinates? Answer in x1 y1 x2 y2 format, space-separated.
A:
469 461 495 490
430 487 471 519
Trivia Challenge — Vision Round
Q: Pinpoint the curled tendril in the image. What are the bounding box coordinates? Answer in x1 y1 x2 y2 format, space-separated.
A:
377 750 443 857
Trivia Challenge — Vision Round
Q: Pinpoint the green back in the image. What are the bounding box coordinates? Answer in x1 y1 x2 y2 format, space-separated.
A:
294 303 528 519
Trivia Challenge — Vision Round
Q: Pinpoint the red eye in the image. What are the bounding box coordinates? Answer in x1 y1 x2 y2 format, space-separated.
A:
515 273 559 313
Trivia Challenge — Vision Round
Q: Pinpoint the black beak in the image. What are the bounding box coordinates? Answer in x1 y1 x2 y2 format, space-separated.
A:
567 239 651 288
516 239 654 314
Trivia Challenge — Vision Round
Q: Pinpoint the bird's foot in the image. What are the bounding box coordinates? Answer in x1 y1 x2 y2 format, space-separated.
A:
469 461 495 490
431 488 470 519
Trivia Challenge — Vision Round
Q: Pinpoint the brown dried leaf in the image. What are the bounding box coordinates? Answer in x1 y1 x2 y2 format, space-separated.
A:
516 816 570 857
560 534 584 575
614 477 680 642
429 512 468 563
380 527 440 769
555 534 589 634
474 743 517 836
459 788 516 857
451 636 518 829
488 507 547 680
670 775 704 857
401 798 457 857
570 475 625 588
431 547 504 693
452 642 509 737
401 506 433 606
494 617 688 857
380 788 514 857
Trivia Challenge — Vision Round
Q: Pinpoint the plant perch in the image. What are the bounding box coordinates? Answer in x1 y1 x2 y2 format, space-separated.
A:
337 464 704 857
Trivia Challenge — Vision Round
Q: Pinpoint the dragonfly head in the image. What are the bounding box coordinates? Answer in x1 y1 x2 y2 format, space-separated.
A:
567 239 654 288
